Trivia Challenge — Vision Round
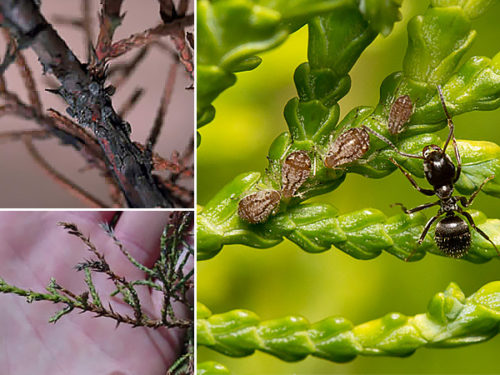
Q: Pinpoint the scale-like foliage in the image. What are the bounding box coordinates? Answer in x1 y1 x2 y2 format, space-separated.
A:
198 282 500 363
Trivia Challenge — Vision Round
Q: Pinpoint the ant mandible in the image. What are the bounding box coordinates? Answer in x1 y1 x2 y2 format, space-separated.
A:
363 86 499 261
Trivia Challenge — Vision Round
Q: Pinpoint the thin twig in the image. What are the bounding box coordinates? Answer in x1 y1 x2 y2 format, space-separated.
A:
0 73 6 92
95 0 124 62
162 181 193 204
159 0 176 23
23 137 107 208
178 0 189 17
81 0 93 56
147 63 177 150
170 29 193 78
46 108 102 158
108 46 150 89
0 129 49 142
180 136 194 165
15 52 42 115
105 16 193 61
117 87 144 118
1 29 42 114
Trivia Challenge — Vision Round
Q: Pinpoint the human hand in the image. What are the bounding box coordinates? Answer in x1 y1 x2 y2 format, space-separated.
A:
0 211 192 375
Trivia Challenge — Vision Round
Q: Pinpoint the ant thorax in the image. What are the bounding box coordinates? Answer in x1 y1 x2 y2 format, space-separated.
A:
435 184 454 200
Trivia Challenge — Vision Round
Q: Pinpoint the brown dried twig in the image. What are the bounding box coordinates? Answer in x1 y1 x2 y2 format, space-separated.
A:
108 46 150 89
0 129 49 142
103 17 193 62
117 87 144 118
95 0 124 62
159 0 176 23
23 137 108 208
15 52 42 115
147 63 177 150
170 29 193 78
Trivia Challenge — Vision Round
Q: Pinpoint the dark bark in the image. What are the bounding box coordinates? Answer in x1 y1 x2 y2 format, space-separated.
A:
0 0 173 207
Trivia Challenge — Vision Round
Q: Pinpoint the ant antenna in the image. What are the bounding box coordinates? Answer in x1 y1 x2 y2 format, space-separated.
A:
361 125 423 160
436 85 455 153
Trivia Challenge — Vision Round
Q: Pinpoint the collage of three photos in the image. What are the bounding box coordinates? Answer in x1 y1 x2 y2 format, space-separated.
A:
2 1 500 374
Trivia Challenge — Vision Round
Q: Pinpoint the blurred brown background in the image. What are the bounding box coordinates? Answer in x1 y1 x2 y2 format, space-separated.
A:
0 0 193 207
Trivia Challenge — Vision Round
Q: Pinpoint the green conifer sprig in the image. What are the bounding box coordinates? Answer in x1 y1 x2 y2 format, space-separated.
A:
198 281 500 365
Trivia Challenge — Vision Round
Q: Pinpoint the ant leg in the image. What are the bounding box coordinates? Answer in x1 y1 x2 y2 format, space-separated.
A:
460 209 500 256
405 214 441 262
451 136 462 183
361 126 423 160
392 201 439 214
459 175 495 207
389 157 435 196
311 146 318 177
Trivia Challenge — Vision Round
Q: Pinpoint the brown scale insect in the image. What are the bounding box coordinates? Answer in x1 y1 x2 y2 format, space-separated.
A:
281 150 311 198
238 190 281 224
388 95 413 135
324 127 370 168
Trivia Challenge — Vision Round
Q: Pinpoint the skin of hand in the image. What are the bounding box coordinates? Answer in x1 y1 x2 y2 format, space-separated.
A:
0 211 192 375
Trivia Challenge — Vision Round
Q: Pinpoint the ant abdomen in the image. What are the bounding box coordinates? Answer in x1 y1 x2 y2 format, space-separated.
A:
434 215 471 258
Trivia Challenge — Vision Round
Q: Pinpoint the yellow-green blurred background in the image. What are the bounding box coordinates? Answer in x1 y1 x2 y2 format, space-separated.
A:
198 1 500 373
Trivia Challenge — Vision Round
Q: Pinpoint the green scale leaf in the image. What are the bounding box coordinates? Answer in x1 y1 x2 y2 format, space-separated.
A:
198 281 500 365
197 172 500 263
197 0 404 127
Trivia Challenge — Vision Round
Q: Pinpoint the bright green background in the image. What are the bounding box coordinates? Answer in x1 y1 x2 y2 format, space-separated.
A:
197 1 500 373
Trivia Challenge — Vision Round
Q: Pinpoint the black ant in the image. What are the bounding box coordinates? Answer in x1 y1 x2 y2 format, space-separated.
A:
363 86 499 260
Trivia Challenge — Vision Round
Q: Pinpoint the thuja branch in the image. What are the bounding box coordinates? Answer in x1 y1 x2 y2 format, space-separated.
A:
198 281 500 364
198 172 500 262
0 212 194 329
0 0 189 207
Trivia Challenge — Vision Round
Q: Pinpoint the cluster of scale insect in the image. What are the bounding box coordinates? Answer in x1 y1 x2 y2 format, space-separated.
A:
50 78 131 135
322 93 414 170
238 150 311 224
239 125 374 224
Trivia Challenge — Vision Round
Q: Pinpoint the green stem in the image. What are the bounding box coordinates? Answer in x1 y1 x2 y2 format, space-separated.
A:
198 178 500 263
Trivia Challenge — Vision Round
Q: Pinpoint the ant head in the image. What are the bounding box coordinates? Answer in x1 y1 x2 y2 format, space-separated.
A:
422 144 442 159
